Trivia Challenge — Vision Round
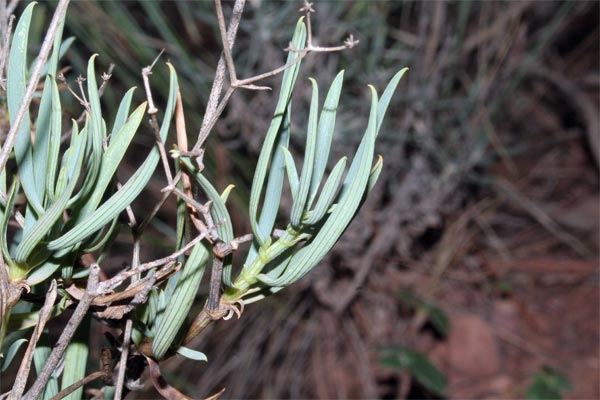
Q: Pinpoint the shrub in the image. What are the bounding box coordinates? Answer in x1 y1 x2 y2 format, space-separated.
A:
0 1 405 398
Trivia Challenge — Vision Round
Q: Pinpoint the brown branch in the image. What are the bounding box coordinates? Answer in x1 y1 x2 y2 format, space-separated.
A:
23 264 100 400
0 14 14 91
96 229 212 293
9 280 57 400
191 0 357 167
141 49 165 115
192 0 245 154
49 370 105 400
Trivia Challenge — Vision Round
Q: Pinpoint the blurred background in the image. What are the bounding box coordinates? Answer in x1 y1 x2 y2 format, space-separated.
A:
20 0 600 398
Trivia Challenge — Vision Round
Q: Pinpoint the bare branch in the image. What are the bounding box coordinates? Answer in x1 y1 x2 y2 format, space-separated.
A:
0 15 14 91
23 264 100 400
9 280 57 400
49 370 105 400
114 186 141 400
142 49 165 115
214 0 237 85
193 0 246 154
97 229 213 293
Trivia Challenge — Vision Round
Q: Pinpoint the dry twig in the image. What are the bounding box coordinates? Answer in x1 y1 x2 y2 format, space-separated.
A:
23 264 100 400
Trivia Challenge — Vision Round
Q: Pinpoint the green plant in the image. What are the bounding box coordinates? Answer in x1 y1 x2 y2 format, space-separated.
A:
380 346 447 397
526 366 573 400
0 1 406 398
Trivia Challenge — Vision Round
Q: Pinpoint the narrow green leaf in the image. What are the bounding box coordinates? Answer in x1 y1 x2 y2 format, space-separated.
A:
0 168 5 221
527 367 573 400
87 54 104 171
33 333 59 400
8 2 43 214
176 346 208 362
32 16 65 207
67 56 104 206
259 86 379 287
380 347 447 396
174 162 186 253
53 120 80 198
303 156 347 226
399 290 449 337
81 215 120 253
152 240 209 360
33 78 55 206
282 147 299 201
15 124 87 266
249 18 306 245
181 157 235 285
1 179 19 266
220 184 235 203
45 78 63 203
61 316 90 400
6 299 68 332
257 104 291 239
339 68 407 201
26 261 61 286
39 31 71 77
77 101 147 217
290 78 319 228
308 70 345 208
1 338 28 372
377 68 408 132
111 87 137 138
367 155 383 194
47 63 178 251
180 158 234 243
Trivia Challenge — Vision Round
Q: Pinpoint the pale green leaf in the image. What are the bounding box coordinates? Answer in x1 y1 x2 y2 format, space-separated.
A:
111 87 137 138
308 70 345 208
26 261 61 286
249 18 306 245
282 147 299 201
45 78 63 203
259 86 379 287
47 63 178 251
1 338 28 372
152 240 209 360
290 78 319 228
14 124 87 266
76 101 147 217
9 3 43 215
176 346 208 362
303 156 346 225
33 333 59 400
61 317 90 400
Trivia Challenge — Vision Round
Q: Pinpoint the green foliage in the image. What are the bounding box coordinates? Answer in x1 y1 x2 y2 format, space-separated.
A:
0 2 405 396
380 346 447 397
526 366 573 400
399 290 450 337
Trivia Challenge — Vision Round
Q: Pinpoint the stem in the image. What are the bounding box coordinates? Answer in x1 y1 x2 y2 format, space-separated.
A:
225 225 302 298
23 264 100 400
